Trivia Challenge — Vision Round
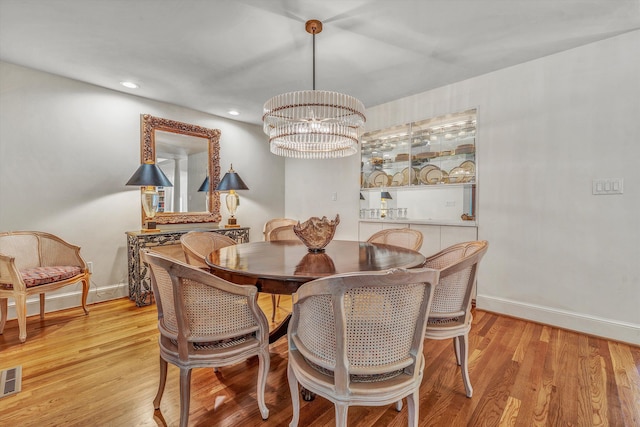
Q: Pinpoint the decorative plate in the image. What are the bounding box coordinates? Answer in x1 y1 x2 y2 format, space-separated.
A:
391 172 404 186
369 171 389 187
367 170 382 187
448 166 468 183
419 165 439 184
425 168 449 184
460 160 476 174
401 167 419 185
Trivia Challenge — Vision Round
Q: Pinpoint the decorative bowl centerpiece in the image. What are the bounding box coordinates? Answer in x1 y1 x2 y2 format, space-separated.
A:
293 214 340 253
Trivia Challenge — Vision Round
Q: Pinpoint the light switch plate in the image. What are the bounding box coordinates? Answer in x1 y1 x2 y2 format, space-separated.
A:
592 178 623 195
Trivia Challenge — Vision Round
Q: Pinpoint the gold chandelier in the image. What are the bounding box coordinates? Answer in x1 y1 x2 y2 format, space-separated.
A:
262 19 366 159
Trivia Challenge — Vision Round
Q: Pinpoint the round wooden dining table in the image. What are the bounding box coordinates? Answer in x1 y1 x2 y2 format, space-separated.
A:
205 240 426 343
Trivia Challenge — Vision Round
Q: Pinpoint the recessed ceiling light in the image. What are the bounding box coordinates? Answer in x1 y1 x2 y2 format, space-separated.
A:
228 110 240 116
120 81 139 89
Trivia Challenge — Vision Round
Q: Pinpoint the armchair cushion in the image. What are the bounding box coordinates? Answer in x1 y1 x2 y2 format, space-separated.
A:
0 265 82 290
5 265 83 289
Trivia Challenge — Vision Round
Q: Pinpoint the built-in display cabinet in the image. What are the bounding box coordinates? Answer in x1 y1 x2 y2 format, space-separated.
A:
359 109 478 253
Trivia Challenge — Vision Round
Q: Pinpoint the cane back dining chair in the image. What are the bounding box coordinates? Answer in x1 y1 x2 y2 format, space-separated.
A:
180 231 237 269
287 267 440 427
423 240 488 397
264 220 299 322
141 250 270 427
263 218 298 241
366 228 424 252
268 224 299 242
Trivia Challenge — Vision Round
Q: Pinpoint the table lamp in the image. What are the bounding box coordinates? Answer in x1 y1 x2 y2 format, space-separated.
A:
216 164 249 228
126 162 173 231
380 191 392 219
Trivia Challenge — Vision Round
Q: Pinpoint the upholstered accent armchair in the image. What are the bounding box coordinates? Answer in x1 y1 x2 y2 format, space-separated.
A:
0 231 90 343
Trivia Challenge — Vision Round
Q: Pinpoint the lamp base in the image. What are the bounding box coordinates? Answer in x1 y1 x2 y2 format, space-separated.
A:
225 217 240 228
142 221 160 233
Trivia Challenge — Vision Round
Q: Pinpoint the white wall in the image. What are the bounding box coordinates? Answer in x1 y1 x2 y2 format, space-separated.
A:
0 61 284 315
285 30 640 344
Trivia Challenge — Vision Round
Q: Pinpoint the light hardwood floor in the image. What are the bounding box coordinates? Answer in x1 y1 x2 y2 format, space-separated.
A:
1 295 638 426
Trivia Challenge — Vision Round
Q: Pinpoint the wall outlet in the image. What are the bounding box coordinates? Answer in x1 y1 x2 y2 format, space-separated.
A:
87 262 93 273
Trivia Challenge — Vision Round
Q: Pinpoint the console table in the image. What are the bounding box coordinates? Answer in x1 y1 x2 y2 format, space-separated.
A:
126 228 249 306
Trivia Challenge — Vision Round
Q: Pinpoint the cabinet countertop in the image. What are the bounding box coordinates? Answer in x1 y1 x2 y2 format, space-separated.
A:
359 219 477 227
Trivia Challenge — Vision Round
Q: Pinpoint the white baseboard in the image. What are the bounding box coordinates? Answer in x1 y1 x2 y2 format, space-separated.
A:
476 294 640 346
3 283 130 320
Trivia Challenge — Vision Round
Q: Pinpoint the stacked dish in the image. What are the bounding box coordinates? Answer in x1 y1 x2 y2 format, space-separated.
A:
367 171 390 187
417 160 475 185
455 143 475 154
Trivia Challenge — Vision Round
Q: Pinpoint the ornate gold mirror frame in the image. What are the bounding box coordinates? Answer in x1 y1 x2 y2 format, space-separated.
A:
140 114 222 225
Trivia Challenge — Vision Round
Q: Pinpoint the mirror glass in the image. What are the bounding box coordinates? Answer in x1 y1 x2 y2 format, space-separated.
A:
155 130 208 213
140 114 221 225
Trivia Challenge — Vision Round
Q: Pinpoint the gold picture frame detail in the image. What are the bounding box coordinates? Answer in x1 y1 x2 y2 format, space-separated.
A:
140 114 222 225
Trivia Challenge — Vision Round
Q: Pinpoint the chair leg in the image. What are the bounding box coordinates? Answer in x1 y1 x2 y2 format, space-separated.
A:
458 334 473 397
395 399 403 411
406 389 420 427
453 336 461 366
0 298 7 334
287 362 300 427
81 277 90 314
39 293 46 319
154 357 168 409
257 349 270 419
15 294 27 343
179 368 192 427
335 403 349 427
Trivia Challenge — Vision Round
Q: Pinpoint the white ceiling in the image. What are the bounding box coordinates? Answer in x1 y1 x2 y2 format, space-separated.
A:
1 0 639 125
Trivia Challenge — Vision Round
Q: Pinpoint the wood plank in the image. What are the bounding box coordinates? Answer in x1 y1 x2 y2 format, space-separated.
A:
609 341 640 426
0 298 638 426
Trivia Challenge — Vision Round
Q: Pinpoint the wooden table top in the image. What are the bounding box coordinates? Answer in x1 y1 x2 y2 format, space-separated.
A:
205 240 426 292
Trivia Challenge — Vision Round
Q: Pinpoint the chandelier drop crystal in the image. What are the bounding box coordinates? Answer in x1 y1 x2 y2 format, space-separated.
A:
263 20 366 159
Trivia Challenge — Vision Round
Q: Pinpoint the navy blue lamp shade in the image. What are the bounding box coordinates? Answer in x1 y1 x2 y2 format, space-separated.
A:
198 176 209 192
126 163 173 187
215 168 249 191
